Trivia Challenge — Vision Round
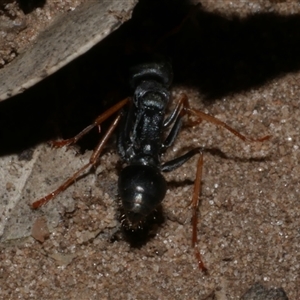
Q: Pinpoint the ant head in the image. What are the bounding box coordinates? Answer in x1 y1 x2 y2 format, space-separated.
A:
118 165 167 229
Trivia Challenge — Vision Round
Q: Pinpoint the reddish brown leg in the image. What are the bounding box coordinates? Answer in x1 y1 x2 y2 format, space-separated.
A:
52 97 130 148
172 93 270 271
178 93 271 142
191 153 208 273
32 114 122 209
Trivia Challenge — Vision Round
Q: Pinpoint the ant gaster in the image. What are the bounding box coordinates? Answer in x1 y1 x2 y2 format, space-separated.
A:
32 57 270 272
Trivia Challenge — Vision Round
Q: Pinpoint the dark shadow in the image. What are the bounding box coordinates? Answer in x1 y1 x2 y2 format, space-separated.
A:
167 179 194 189
171 10 300 100
121 0 300 99
1 0 300 155
175 147 273 162
17 0 46 14
202 148 273 163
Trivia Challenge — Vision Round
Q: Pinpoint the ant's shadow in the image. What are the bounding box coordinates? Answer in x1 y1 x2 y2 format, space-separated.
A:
0 0 300 155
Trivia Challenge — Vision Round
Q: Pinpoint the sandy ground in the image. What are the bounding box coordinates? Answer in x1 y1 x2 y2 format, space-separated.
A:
0 0 299 299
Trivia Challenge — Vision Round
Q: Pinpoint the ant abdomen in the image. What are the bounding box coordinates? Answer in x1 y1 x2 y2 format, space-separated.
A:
118 165 167 228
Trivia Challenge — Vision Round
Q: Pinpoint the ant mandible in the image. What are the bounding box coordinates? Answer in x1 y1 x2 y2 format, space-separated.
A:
31 56 270 272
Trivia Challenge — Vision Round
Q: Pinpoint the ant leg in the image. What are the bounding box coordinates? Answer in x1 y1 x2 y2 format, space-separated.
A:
191 153 207 272
161 148 201 172
117 102 134 160
161 148 207 271
161 117 183 152
32 114 122 209
179 93 271 142
52 97 130 148
162 95 193 151
162 93 211 151
163 96 185 128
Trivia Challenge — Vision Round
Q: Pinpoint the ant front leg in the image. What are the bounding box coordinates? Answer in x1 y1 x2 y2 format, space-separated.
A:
178 94 271 142
52 97 130 148
32 114 122 209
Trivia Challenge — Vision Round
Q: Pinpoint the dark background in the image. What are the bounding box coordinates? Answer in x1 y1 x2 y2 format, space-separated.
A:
1 0 300 155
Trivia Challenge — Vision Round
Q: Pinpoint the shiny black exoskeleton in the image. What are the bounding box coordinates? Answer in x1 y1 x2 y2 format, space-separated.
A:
117 57 198 229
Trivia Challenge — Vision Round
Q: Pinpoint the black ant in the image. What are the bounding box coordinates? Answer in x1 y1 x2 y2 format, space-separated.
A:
31 56 270 272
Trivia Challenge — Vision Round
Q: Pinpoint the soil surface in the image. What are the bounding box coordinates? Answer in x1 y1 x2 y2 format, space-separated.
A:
0 0 299 299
